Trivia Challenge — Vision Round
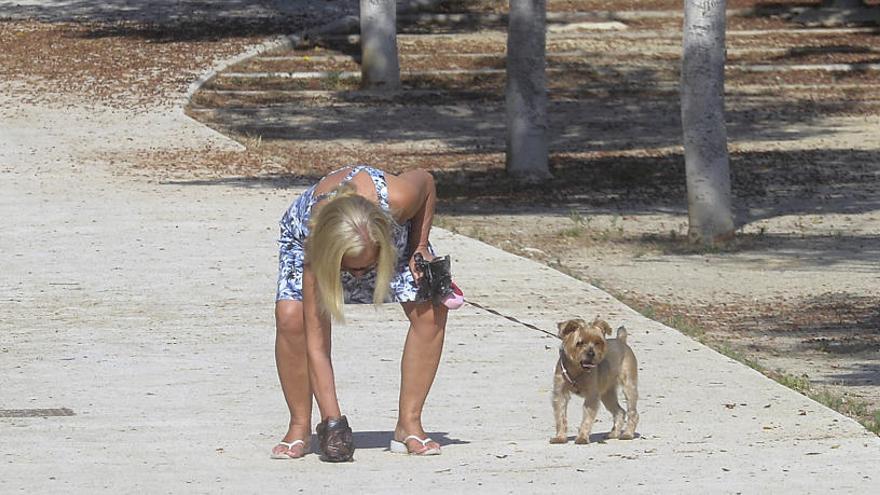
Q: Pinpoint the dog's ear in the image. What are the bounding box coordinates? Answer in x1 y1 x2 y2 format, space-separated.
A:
557 319 581 338
592 319 613 336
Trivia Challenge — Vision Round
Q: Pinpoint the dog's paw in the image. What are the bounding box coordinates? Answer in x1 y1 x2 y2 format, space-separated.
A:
619 431 634 440
549 436 568 444
574 436 590 445
607 430 621 440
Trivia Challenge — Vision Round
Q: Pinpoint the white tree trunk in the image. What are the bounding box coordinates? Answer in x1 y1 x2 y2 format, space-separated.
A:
681 0 734 244
360 0 400 90
505 0 551 181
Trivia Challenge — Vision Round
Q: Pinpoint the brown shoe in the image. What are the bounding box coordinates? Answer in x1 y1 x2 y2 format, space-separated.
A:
316 416 354 462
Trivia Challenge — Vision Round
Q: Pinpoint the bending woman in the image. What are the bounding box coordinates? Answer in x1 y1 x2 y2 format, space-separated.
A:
271 164 448 462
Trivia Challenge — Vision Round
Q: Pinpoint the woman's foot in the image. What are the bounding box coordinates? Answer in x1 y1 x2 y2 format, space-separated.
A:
393 424 441 455
270 439 309 459
270 424 312 459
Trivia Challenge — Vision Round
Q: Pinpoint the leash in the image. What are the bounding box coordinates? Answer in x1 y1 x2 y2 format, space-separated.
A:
463 299 561 341
464 299 580 385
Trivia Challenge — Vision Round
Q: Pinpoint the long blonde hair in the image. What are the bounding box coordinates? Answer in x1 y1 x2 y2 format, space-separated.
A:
305 184 396 321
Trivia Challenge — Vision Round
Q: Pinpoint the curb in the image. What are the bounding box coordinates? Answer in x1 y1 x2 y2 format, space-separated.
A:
177 1 445 150
182 35 299 107
178 34 300 151
177 11 366 146
180 0 447 118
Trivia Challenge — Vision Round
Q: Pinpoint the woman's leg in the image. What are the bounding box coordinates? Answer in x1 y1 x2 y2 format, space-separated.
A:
273 300 313 457
396 301 448 452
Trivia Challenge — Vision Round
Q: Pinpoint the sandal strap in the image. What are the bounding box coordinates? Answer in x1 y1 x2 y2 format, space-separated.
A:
278 440 305 449
402 435 434 447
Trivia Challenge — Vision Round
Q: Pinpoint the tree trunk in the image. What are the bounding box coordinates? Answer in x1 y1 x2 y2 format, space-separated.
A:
359 0 400 90
505 0 551 182
681 0 735 244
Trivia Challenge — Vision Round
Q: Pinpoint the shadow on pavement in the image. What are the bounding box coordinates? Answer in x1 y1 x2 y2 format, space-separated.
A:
162 175 318 190
309 430 468 450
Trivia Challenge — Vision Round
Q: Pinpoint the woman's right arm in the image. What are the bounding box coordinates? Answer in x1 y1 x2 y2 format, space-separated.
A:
303 265 342 419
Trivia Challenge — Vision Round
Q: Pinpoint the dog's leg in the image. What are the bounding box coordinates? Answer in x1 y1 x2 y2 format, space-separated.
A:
621 377 639 440
575 392 600 444
601 387 625 439
550 385 570 444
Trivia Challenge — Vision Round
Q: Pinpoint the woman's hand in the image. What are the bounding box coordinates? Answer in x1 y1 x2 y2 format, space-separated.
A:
409 245 434 283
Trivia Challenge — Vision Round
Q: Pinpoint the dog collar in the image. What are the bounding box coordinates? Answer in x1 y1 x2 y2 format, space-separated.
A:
558 348 583 386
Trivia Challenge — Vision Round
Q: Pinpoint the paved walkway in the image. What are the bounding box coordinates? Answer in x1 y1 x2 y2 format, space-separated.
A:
1 5 879 494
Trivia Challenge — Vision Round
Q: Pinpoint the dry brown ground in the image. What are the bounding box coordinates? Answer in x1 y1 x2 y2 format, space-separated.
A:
0 5 332 107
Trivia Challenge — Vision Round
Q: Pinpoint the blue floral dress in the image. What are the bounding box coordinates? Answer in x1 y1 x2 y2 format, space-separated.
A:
275 165 423 303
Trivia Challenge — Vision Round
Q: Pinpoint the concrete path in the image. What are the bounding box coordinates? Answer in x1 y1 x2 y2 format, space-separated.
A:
1 8 879 495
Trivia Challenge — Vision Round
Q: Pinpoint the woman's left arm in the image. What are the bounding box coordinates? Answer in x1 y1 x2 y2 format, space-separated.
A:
389 169 437 264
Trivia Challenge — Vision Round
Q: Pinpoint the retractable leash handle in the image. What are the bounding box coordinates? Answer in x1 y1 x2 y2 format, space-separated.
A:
413 253 464 310
427 255 452 305
413 253 434 301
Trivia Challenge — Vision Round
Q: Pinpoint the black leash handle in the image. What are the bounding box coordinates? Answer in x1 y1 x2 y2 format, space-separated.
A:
464 299 561 340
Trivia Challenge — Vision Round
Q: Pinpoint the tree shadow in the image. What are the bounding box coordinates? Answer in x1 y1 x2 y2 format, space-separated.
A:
0 0 297 22
789 4 880 27
76 17 307 43
431 148 880 220
195 84 868 162
629 232 880 269
825 363 880 387
777 44 875 57
161 174 319 189
734 292 880 358
0 0 519 43
0 0 344 42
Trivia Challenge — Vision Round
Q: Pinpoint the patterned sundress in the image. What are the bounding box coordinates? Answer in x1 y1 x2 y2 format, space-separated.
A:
275 165 424 303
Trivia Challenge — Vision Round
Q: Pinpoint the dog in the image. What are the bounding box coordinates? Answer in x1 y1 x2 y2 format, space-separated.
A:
551 317 639 444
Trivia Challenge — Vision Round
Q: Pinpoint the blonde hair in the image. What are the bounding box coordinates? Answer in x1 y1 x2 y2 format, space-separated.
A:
305 184 396 321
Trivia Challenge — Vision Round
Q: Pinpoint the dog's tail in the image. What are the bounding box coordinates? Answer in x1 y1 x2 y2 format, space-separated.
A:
616 325 628 344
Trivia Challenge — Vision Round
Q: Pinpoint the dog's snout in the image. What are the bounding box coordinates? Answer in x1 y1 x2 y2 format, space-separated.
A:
586 348 595 359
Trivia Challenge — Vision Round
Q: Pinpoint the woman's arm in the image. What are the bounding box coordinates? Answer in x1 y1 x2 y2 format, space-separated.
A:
303 265 342 420
389 169 437 260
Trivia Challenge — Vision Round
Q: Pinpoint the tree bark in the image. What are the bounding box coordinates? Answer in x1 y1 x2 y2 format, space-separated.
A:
681 0 735 244
505 0 551 182
360 0 400 90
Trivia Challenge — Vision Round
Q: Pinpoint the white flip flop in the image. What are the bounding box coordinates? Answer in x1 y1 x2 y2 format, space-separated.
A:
389 435 441 456
270 439 307 459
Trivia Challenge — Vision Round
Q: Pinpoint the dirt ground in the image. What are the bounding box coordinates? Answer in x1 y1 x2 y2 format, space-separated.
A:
4 0 878 431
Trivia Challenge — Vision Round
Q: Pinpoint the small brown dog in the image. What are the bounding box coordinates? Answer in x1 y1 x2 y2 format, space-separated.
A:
551 318 639 444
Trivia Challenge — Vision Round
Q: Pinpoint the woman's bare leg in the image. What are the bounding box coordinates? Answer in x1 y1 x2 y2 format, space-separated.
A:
396 301 448 452
273 300 313 456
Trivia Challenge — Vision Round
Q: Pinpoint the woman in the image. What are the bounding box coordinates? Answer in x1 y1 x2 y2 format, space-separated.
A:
271 164 449 461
